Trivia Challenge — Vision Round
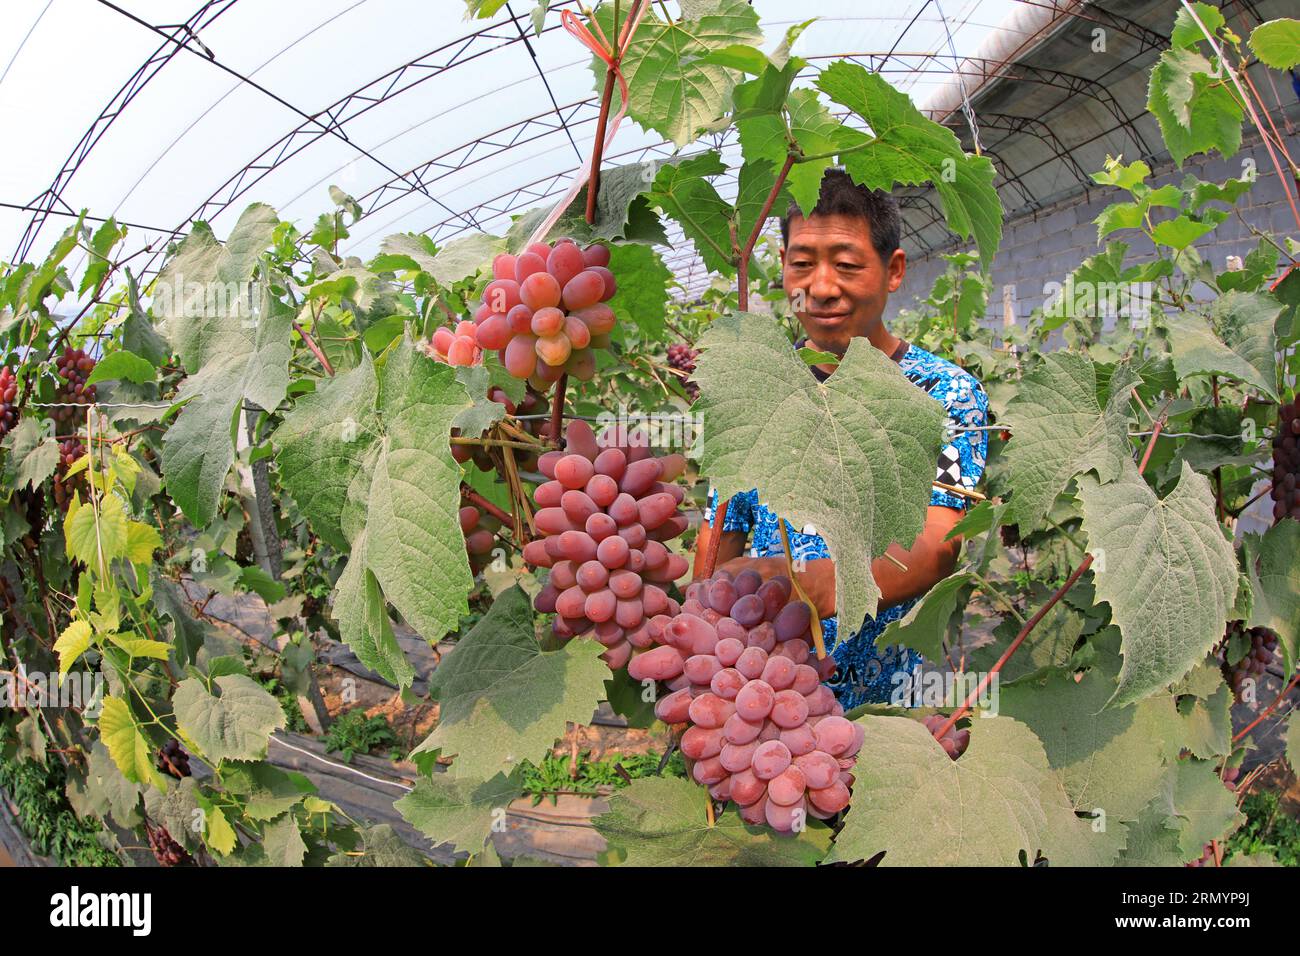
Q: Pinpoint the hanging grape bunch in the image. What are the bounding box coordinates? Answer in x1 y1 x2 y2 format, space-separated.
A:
1219 619 1278 701
0 366 17 440
145 820 193 867
628 570 856 833
523 418 691 669
157 739 192 780
53 347 97 427
666 343 699 400
1270 398 1299 524
476 240 616 390
459 504 501 575
921 713 971 760
53 436 87 510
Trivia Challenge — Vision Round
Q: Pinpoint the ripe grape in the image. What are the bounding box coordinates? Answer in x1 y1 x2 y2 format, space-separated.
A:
1218 619 1279 702
920 713 971 760
667 343 700 399
524 418 689 669
1270 400 1300 523
0 366 17 440
458 504 500 575
145 820 193 867
157 739 192 780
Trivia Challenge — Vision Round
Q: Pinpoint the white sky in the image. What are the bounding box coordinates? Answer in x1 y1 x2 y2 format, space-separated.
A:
0 0 1022 289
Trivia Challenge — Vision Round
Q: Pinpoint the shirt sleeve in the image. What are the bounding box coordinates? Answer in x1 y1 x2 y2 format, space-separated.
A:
704 486 756 532
930 372 990 511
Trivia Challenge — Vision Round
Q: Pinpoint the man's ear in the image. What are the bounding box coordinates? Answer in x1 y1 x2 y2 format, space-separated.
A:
886 248 907 293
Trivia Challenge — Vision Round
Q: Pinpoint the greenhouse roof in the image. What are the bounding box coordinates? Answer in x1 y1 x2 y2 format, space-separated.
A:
1 0 1291 299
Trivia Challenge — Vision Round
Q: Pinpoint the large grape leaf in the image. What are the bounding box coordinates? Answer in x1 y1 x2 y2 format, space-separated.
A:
1078 461 1237 707
998 663 1182 824
395 771 521 855
172 674 285 763
695 312 944 629
1147 46 1243 166
1 416 59 491
1002 353 1136 530
156 204 290 527
593 0 763 147
645 152 734 276
97 697 165 790
594 776 830 866
274 340 473 687
1166 291 1280 401
412 586 609 781
826 715 1122 865
816 62 1001 270
737 83 839 218
1241 519 1300 674
607 243 671 341
1167 758 1244 857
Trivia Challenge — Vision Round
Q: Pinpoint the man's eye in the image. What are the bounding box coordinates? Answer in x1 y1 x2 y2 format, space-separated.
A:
789 260 812 269
837 263 863 271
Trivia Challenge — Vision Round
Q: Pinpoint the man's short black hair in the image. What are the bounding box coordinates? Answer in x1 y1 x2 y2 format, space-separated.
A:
779 168 902 262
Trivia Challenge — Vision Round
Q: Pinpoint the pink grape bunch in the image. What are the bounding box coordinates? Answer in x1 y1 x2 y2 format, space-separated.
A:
53 346 97 427
921 713 971 760
524 418 691 669
1219 620 1278 702
0 366 17 440
429 319 484 367
666 343 699 400
629 571 858 833
475 240 616 390
459 504 501 575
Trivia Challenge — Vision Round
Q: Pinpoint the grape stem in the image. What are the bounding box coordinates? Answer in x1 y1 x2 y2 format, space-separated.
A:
293 312 335 376
461 485 516 528
450 436 540 452
737 153 796 312
549 373 568 448
932 416 1168 740
1232 669 1300 744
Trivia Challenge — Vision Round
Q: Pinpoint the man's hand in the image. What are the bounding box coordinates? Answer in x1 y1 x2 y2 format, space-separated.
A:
717 505 964 619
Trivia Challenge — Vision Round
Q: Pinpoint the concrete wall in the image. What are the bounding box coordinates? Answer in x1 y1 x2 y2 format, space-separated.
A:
887 127 1300 326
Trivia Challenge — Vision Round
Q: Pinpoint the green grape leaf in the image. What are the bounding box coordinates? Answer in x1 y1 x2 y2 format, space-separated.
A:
999 664 1181 823
594 0 763 147
1286 710 1299 775
412 585 609 780
172 674 285 763
1166 291 1280 400
63 494 129 569
202 802 238 856
85 350 157 386
98 696 165 789
1171 2 1226 49
695 312 944 629
144 778 202 851
395 771 521 855
274 340 473 687
1115 795 1189 866
261 813 307 866
156 204 291 527
736 84 839 217
327 824 429 867
1148 47 1243 166
645 152 735 276
1150 214 1217 251
607 243 671 341
734 158 792 256
879 572 972 662
452 365 507 439
1002 353 1136 530
2 417 59 492
817 62 1002 270
1078 461 1237 707
84 741 143 828
594 776 830 866
1249 18 1300 69
222 761 315 821
968 603 1091 685
1168 758 1244 857
380 232 502 286
826 715 1121 865
1174 683 1233 760
1241 520 1300 674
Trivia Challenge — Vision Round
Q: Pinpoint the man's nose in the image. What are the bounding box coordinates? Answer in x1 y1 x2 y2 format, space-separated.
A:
808 263 840 301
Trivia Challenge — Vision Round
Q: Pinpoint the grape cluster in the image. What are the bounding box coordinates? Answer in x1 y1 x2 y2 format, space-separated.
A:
921 713 971 760
53 436 87 510
429 320 484 367
1271 399 1300 523
525 418 691 668
476 240 616 390
145 820 193 866
459 504 501 575
1221 765 1241 792
1219 620 1278 701
53 347 97 427
157 739 192 780
666 343 699 400
0 366 17 440
630 571 857 832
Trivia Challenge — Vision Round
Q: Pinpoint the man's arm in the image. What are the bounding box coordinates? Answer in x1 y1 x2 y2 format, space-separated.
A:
718 505 964 618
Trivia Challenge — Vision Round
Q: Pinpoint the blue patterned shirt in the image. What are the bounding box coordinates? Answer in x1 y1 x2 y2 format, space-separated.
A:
703 340 989 710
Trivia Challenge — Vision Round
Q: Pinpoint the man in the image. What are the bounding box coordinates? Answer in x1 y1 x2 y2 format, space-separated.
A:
699 169 989 709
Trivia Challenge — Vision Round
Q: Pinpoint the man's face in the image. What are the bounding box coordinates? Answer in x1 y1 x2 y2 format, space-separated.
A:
781 212 906 354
